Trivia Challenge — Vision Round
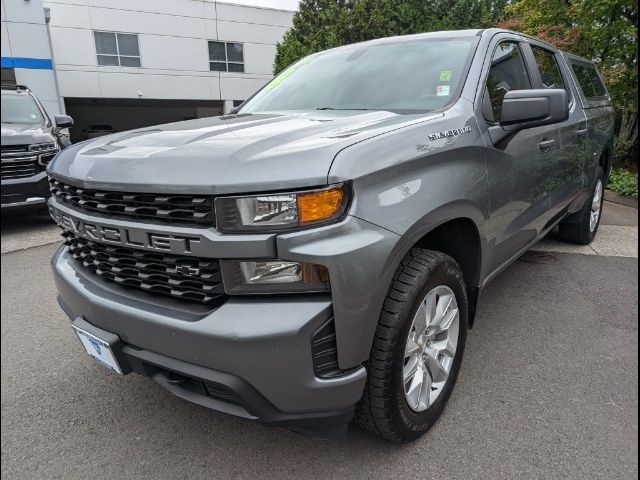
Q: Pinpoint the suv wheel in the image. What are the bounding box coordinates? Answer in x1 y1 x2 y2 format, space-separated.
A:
559 167 605 245
354 249 468 443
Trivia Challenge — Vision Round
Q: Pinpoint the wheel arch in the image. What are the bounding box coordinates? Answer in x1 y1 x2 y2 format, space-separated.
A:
599 146 612 182
342 203 489 369
375 203 487 333
411 217 483 327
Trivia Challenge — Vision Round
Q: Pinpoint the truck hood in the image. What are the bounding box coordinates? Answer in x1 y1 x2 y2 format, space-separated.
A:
1 122 53 146
50 111 438 194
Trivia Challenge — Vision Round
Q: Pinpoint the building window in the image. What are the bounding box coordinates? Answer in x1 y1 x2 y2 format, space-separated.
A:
94 31 141 67
208 41 244 73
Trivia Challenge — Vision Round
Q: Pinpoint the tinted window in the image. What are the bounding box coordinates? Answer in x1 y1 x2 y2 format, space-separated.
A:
571 63 607 99
483 41 531 122
531 46 565 89
240 38 477 113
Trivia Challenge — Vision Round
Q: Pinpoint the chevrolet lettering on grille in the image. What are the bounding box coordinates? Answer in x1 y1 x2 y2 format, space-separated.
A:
48 204 201 255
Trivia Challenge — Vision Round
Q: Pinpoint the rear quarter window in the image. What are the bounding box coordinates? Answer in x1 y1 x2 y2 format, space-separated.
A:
570 63 608 99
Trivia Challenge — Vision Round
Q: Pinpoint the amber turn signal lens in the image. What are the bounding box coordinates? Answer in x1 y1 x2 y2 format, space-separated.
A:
297 187 345 224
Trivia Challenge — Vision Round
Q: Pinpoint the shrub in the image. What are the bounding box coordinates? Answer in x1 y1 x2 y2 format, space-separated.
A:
607 168 638 198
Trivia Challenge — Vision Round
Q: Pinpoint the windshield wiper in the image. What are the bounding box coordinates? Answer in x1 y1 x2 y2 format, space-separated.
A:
315 107 377 111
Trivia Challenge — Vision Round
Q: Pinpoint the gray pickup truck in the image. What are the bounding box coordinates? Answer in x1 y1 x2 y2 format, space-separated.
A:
48 28 613 442
1 84 73 209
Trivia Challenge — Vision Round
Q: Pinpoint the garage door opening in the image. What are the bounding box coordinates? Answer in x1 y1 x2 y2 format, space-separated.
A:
64 98 223 143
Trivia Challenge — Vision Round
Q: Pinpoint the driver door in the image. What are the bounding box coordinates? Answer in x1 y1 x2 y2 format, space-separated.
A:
479 38 556 274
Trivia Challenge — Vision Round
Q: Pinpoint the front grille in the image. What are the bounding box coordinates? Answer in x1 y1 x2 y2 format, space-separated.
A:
63 231 227 306
1 144 29 153
49 177 215 225
1 156 38 179
1 145 57 180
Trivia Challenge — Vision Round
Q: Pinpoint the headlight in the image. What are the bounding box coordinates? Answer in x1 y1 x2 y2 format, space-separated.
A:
220 260 330 294
215 184 349 233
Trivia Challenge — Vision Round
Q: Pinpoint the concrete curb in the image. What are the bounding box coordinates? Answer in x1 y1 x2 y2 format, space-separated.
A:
604 189 638 209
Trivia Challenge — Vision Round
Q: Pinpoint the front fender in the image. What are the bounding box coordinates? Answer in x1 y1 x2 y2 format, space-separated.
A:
320 102 491 366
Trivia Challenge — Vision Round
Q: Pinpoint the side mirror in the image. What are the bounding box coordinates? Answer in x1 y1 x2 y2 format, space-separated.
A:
54 114 74 129
489 89 568 146
500 89 568 128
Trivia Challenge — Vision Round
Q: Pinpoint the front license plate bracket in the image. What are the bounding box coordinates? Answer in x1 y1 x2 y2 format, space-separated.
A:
70 317 131 374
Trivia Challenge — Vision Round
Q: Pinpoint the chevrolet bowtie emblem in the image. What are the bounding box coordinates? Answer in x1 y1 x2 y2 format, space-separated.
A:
176 264 200 277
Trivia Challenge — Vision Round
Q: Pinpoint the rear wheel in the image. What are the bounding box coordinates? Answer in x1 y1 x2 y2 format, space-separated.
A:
354 249 468 443
559 167 604 245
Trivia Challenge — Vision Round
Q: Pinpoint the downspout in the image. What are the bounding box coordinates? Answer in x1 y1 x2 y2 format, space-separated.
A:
43 6 65 114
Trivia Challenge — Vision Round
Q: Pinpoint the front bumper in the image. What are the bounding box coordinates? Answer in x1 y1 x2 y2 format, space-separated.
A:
1 171 50 209
67 316 358 431
53 246 367 424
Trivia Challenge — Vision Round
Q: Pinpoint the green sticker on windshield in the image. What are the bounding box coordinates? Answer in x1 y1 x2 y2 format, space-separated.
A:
264 55 315 91
439 70 452 81
265 67 296 91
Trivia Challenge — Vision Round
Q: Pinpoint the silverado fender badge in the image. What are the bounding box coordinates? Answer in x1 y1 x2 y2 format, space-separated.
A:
428 125 472 141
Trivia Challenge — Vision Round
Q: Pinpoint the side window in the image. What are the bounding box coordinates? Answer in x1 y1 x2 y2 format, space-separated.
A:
571 63 607 99
531 46 565 90
483 41 532 123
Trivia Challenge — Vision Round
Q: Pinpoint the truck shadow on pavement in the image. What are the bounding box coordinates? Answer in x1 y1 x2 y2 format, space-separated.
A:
1 207 61 253
1 206 54 233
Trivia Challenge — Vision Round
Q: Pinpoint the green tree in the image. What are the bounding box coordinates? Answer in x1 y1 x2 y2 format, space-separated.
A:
273 0 351 74
274 0 496 73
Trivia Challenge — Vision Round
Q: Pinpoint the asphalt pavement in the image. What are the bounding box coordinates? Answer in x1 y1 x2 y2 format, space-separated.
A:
1 203 638 480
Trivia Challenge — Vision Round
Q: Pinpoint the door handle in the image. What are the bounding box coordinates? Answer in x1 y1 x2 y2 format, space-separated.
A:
538 139 555 151
576 128 588 137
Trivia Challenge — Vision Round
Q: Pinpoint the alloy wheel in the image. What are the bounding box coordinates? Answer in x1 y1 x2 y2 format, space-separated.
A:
590 179 603 232
403 285 460 412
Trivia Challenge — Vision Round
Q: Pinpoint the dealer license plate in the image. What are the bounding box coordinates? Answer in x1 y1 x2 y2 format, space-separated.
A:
71 325 123 374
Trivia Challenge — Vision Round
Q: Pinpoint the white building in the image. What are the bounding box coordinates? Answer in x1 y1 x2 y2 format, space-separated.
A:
1 0 62 116
2 0 295 141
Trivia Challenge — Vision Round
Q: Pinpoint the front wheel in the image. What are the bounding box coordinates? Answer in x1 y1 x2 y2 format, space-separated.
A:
354 249 468 443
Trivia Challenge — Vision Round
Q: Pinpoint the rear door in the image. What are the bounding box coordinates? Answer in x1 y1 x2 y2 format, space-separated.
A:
525 40 588 220
562 56 615 182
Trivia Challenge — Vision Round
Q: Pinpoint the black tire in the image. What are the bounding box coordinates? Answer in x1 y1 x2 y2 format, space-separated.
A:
559 167 605 245
354 248 468 443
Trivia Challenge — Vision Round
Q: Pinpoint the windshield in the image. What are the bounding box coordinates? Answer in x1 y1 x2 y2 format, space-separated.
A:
240 37 478 114
1 92 45 124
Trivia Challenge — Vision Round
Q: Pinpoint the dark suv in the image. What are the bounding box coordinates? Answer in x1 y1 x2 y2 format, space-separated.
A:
1 84 73 209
